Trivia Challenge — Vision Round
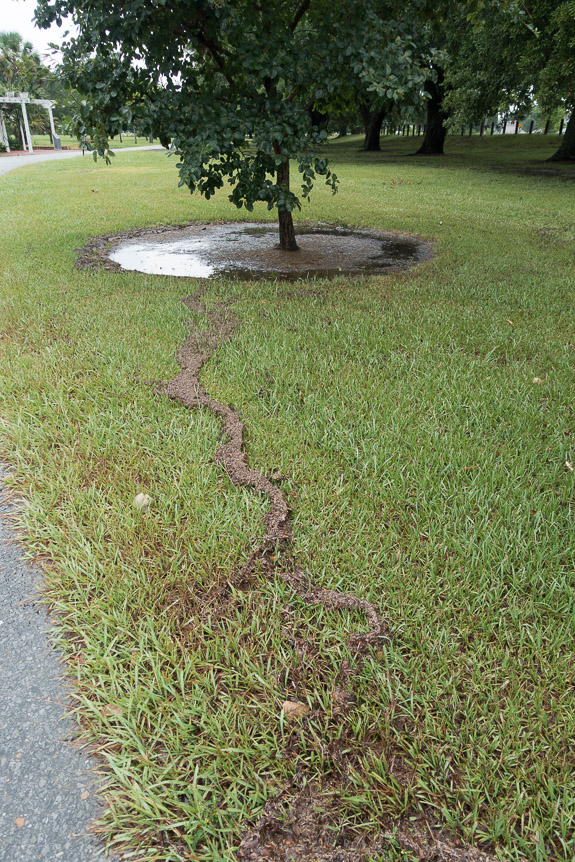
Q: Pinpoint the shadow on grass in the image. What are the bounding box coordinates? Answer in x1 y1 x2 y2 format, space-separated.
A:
325 134 575 181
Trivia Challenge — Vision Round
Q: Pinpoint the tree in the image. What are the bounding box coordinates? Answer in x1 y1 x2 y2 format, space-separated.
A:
439 0 575 161
360 102 388 150
410 1 523 157
35 0 433 245
413 65 449 155
409 9 454 157
349 2 451 158
521 1 575 160
0 31 54 147
0 32 48 93
357 7 427 152
36 0 395 250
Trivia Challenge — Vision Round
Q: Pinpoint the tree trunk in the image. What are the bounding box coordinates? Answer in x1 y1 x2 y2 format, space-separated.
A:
308 108 329 132
548 111 575 161
277 158 298 251
360 105 386 151
413 68 448 155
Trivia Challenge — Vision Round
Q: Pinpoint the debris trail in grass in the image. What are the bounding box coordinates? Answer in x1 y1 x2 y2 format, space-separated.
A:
161 291 387 651
161 291 500 862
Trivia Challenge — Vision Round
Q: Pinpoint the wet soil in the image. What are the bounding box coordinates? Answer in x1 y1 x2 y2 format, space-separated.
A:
79 222 432 280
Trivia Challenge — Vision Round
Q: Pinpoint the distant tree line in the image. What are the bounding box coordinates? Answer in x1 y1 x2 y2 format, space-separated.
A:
328 0 574 161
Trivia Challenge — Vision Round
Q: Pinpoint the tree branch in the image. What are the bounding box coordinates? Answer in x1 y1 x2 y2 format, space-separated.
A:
291 0 311 31
177 17 235 87
195 31 234 86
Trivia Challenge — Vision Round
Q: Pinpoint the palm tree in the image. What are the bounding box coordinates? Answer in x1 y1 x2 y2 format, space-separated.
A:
0 31 44 93
0 32 49 149
0 31 36 54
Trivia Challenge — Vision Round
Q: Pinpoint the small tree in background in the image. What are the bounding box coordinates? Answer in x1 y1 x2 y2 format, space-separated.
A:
35 1 370 248
35 0 432 248
0 31 46 92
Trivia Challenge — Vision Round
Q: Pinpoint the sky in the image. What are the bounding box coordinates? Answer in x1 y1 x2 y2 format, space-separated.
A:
0 0 73 59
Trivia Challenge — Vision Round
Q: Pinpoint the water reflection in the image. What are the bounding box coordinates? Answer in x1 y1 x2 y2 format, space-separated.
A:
110 239 216 277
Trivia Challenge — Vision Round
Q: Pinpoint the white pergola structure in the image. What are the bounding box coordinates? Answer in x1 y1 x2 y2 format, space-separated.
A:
0 92 62 154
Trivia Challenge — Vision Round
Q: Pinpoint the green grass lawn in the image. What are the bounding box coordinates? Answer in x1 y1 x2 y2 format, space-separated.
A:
28 132 162 150
0 135 573 861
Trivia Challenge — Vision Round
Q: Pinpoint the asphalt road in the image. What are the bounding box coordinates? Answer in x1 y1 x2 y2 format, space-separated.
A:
0 151 154 858
0 471 109 860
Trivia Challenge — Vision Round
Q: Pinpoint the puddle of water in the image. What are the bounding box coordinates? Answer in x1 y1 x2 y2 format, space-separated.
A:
111 239 216 277
108 222 431 280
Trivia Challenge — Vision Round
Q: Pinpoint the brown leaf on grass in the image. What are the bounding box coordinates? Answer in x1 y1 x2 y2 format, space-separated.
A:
282 700 310 720
101 704 123 717
565 461 574 472
14 817 25 828
532 377 543 384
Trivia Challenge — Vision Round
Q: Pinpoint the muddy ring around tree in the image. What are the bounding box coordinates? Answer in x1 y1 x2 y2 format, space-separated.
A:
76 221 433 280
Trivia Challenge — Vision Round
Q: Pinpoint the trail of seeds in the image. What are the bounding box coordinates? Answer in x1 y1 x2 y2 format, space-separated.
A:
162 292 387 650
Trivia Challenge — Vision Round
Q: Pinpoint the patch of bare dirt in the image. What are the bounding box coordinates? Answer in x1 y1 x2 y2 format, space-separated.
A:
238 784 499 862
76 221 433 280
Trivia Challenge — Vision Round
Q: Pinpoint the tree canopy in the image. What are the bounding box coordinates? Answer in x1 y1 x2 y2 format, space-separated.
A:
0 31 62 147
34 0 428 247
440 0 575 159
0 31 47 95
32 0 575 216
